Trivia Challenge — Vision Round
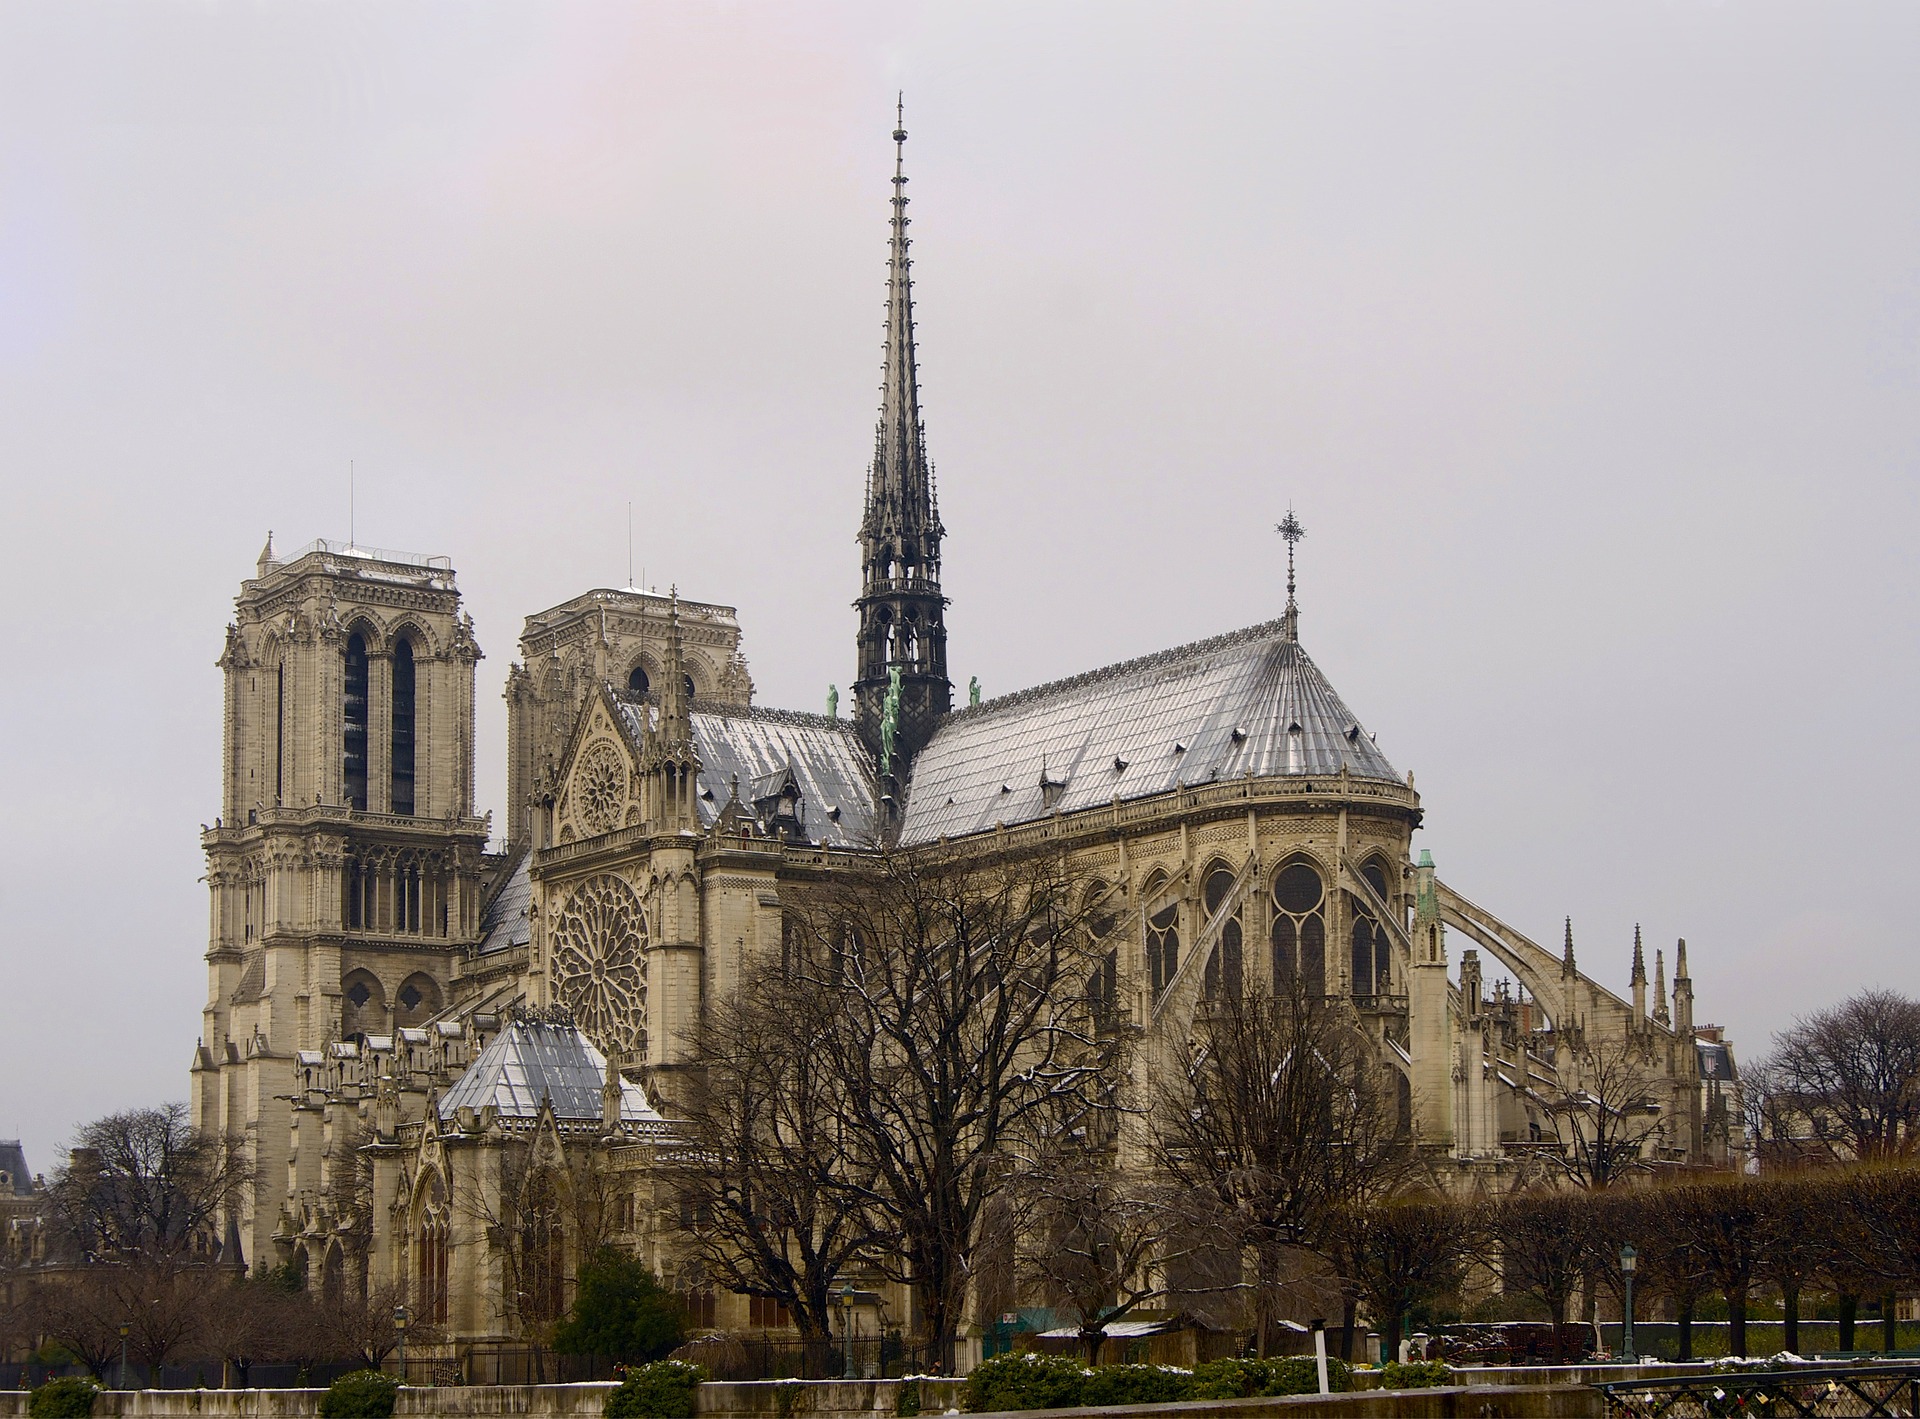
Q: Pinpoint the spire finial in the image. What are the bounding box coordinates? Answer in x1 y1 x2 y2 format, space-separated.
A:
1562 917 1576 975
1277 508 1305 641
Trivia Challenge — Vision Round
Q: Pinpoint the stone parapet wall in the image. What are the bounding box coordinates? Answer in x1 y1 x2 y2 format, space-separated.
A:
0 1379 969 1419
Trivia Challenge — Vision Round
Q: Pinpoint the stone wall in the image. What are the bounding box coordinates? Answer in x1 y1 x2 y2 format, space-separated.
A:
0 1379 968 1419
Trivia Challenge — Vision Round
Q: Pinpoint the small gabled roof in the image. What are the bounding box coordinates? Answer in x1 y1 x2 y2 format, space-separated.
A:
437 1011 664 1126
899 619 1400 844
609 699 881 848
476 851 532 956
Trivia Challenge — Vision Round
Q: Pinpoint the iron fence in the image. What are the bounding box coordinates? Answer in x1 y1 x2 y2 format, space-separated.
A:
1598 1363 1920 1417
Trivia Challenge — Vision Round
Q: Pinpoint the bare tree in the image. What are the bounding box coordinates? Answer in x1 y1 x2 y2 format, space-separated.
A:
44 1105 250 1266
1330 1196 1469 1361
25 1272 125 1379
1757 990 1920 1163
1668 1180 1763 1356
1490 1191 1597 1340
786 845 1120 1371
320 1280 426 1367
1623 1185 1709 1360
1011 1141 1226 1364
1750 1174 1831 1356
668 959 885 1377
1537 1037 1664 1190
456 1131 617 1369
1152 981 1411 1356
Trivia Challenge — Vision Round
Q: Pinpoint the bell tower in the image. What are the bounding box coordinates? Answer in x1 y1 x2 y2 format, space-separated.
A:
194 537 489 1269
853 102 951 780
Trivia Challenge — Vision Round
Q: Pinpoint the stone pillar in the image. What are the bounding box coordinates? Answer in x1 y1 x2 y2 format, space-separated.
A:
1408 850 1454 1150
369 652 392 814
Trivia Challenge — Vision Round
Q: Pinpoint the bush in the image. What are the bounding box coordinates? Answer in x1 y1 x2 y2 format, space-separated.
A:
1379 1361 1451 1390
1078 1366 1189 1408
895 1378 922 1417
317 1370 400 1419
552 1250 686 1363
962 1353 1092 1411
28 1378 99 1419
1189 1357 1346 1399
605 1360 707 1419
963 1351 1354 1411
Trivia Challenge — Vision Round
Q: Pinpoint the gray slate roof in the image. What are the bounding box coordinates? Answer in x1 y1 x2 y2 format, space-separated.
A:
437 1014 665 1126
899 619 1399 845
476 851 532 956
614 701 881 848
0 1141 32 1195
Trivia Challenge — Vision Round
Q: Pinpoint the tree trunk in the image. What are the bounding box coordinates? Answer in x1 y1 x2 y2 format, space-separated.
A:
1882 1292 1898 1353
1084 1331 1104 1367
1781 1284 1800 1356
1383 1312 1404 1364
1676 1297 1694 1362
797 1321 836 1380
914 1275 957 1375
1839 1293 1857 1352
1727 1286 1748 1358
1339 1298 1357 1362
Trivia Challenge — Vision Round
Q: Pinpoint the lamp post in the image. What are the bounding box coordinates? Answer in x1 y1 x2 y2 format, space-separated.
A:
394 1304 412 1384
840 1284 856 1379
118 1324 129 1390
1619 1245 1638 1364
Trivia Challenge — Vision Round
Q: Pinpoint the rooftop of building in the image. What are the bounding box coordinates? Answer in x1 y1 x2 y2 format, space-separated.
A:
898 618 1401 845
437 1009 666 1129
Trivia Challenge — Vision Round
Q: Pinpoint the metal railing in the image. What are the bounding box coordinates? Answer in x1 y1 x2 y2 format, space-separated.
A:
1598 1363 1920 1417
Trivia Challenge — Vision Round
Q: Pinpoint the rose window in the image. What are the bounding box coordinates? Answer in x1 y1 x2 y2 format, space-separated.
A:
574 741 628 836
549 874 648 1056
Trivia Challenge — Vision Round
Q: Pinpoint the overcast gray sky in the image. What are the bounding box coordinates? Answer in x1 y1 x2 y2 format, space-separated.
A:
2 2 1916 1174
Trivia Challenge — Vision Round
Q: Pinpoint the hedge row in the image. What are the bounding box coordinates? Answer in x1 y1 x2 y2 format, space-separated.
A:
960 1352 1355 1411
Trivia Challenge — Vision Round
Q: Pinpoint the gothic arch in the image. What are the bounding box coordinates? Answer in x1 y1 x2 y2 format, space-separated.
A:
623 652 658 699
1270 853 1330 997
342 969 386 1037
383 618 438 658
1200 859 1244 1000
1142 869 1181 1000
394 972 441 1027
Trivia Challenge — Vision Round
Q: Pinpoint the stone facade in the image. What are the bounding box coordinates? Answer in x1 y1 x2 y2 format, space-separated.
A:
191 121 1740 1351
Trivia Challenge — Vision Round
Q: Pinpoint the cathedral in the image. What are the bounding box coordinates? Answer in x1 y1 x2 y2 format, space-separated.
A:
189 117 1739 1353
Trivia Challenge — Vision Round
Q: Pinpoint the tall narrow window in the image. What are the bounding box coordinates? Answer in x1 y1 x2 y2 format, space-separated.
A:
1147 902 1180 997
1202 864 1243 1000
274 663 285 805
343 633 369 811
391 638 416 816
1271 859 1326 998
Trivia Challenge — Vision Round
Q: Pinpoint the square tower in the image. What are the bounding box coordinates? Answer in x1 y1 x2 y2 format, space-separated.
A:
194 537 490 1270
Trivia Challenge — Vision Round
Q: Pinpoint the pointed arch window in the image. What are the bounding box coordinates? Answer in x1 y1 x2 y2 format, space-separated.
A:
1271 859 1326 997
343 633 369 811
1201 863 1243 1000
391 637 416 816
1351 859 1393 1001
1146 895 1180 998
273 660 286 805
1084 885 1120 1024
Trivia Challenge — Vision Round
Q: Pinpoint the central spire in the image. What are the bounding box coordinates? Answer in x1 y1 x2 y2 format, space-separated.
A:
865 95 939 542
854 97 952 784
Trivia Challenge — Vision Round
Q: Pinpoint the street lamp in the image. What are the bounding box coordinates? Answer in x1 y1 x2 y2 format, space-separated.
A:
394 1304 412 1384
118 1324 129 1391
840 1284 856 1379
1619 1245 1638 1364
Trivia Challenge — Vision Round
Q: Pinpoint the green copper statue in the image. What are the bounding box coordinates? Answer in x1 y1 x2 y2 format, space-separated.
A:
969 675 980 707
880 666 903 776
827 685 838 720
